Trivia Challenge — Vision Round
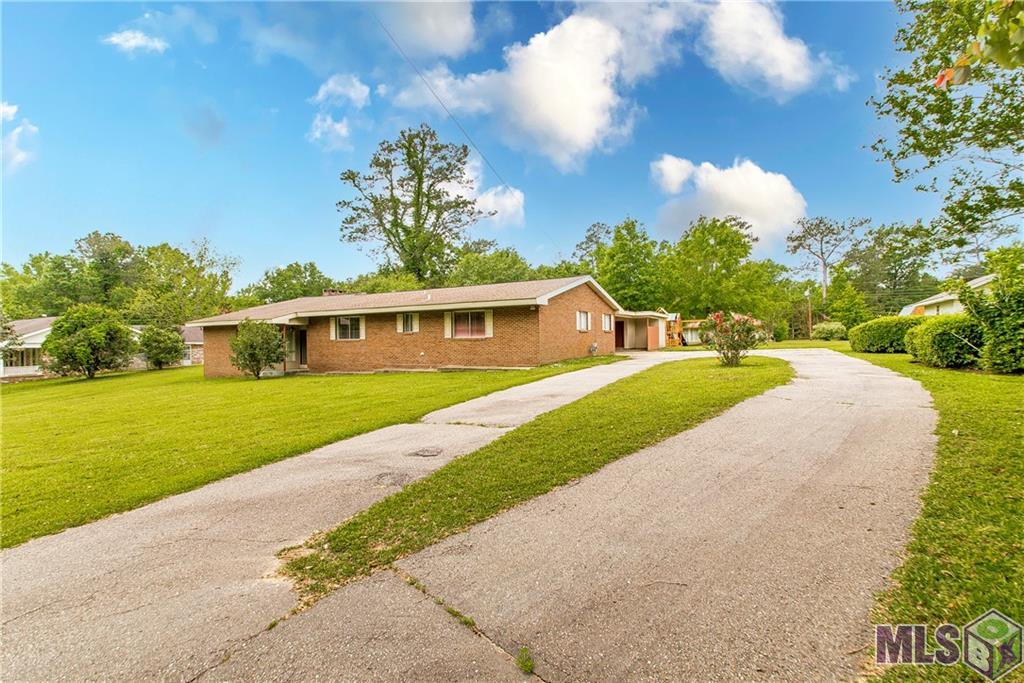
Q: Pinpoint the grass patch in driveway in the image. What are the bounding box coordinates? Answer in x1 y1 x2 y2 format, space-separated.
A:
845 352 1024 681
284 356 793 599
0 356 618 549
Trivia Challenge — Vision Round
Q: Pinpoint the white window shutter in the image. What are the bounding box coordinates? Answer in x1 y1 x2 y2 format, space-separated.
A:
443 312 452 338
484 310 493 338
330 317 336 340
359 316 366 340
396 314 404 333
412 313 419 333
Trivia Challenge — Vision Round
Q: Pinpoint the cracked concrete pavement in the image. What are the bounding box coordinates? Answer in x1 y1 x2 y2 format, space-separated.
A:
208 350 937 682
1 353 677 681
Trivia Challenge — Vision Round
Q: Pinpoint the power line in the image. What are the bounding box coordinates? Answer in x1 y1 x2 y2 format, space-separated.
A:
372 11 512 192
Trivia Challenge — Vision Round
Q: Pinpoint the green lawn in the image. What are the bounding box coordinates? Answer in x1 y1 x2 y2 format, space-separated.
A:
284 356 793 600
0 356 618 548
843 352 1024 681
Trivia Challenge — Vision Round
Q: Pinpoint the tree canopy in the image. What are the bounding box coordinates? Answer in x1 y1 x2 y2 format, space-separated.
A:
872 0 1023 264
337 124 488 284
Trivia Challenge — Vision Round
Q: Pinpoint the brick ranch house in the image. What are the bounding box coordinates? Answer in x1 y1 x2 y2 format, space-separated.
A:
187 276 664 377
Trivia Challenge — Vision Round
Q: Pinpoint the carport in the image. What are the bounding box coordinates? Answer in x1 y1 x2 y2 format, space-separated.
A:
615 311 668 351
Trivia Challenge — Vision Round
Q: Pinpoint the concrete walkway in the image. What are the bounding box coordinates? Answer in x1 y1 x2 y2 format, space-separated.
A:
0 353 676 681
199 350 938 682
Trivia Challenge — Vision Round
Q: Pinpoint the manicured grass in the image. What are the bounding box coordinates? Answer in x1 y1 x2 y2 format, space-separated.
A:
844 352 1024 681
284 356 793 599
0 357 618 548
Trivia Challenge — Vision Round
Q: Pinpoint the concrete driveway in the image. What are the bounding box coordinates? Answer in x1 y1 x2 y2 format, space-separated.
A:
199 350 938 682
0 353 676 682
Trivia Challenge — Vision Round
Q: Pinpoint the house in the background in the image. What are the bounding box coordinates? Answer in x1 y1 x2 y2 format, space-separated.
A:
662 312 704 347
898 273 994 316
1 316 57 378
188 276 642 377
1 317 203 378
181 326 204 366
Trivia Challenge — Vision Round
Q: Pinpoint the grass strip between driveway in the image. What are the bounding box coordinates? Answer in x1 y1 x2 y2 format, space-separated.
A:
843 352 1024 681
1 356 618 549
284 356 793 600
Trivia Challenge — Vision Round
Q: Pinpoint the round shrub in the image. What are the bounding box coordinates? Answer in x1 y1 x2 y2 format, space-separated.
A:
772 321 790 342
811 321 847 341
909 314 984 368
903 324 924 359
848 316 923 353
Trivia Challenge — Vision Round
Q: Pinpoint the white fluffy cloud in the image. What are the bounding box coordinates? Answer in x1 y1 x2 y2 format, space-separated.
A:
650 153 696 194
453 157 525 228
102 29 169 55
699 0 853 101
3 110 39 175
477 185 525 228
395 6 697 172
654 155 806 242
311 74 370 109
376 1 476 58
306 112 350 151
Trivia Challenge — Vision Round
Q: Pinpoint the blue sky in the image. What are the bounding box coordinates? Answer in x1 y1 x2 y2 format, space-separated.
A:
2 1 938 288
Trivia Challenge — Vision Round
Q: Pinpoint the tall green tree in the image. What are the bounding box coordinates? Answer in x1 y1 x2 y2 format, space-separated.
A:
825 265 873 329
785 217 869 301
843 223 942 315
871 0 1023 264
237 261 338 304
337 124 488 283
42 304 138 378
127 240 236 325
74 231 146 309
661 216 757 316
1 253 87 318
571 222 612 275
446 247 534 286
594 218 659 310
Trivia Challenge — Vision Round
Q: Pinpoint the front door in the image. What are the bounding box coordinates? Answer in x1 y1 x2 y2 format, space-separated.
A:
297 329 307 366
614 320 625 348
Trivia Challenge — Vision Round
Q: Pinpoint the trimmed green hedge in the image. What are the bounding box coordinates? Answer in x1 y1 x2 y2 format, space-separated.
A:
906 314 984 368
811 321 848 341
848 316 924 353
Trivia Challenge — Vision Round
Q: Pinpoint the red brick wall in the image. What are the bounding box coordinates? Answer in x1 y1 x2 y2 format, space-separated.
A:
202 327 242 377
537 283 616 364
305 308 542 372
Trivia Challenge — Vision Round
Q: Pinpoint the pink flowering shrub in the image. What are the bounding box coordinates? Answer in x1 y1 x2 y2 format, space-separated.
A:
698 312 769 366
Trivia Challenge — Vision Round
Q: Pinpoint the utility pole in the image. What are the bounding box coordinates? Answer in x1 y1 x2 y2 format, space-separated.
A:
805 288 813 338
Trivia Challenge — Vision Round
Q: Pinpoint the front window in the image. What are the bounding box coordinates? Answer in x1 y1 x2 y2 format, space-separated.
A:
336 316 361 340
453 311 486 338
402 313 415 333
602 313 612 332
576 311 591 332
7 348 40 367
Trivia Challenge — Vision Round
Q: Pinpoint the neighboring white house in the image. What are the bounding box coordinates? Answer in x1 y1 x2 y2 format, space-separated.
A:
1 318 204 378
898 273 995 317
1 316 58 378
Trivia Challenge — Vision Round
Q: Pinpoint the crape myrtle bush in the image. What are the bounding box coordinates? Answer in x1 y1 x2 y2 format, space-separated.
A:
905 314 984 368
811 321 848 341
848 316 923 353
699 312 769 366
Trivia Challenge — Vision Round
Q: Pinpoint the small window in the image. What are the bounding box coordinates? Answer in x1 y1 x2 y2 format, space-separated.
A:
576 311 591 332
402 313 415 333
453 311 487 338
602 313 612 332
336 316 362 340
